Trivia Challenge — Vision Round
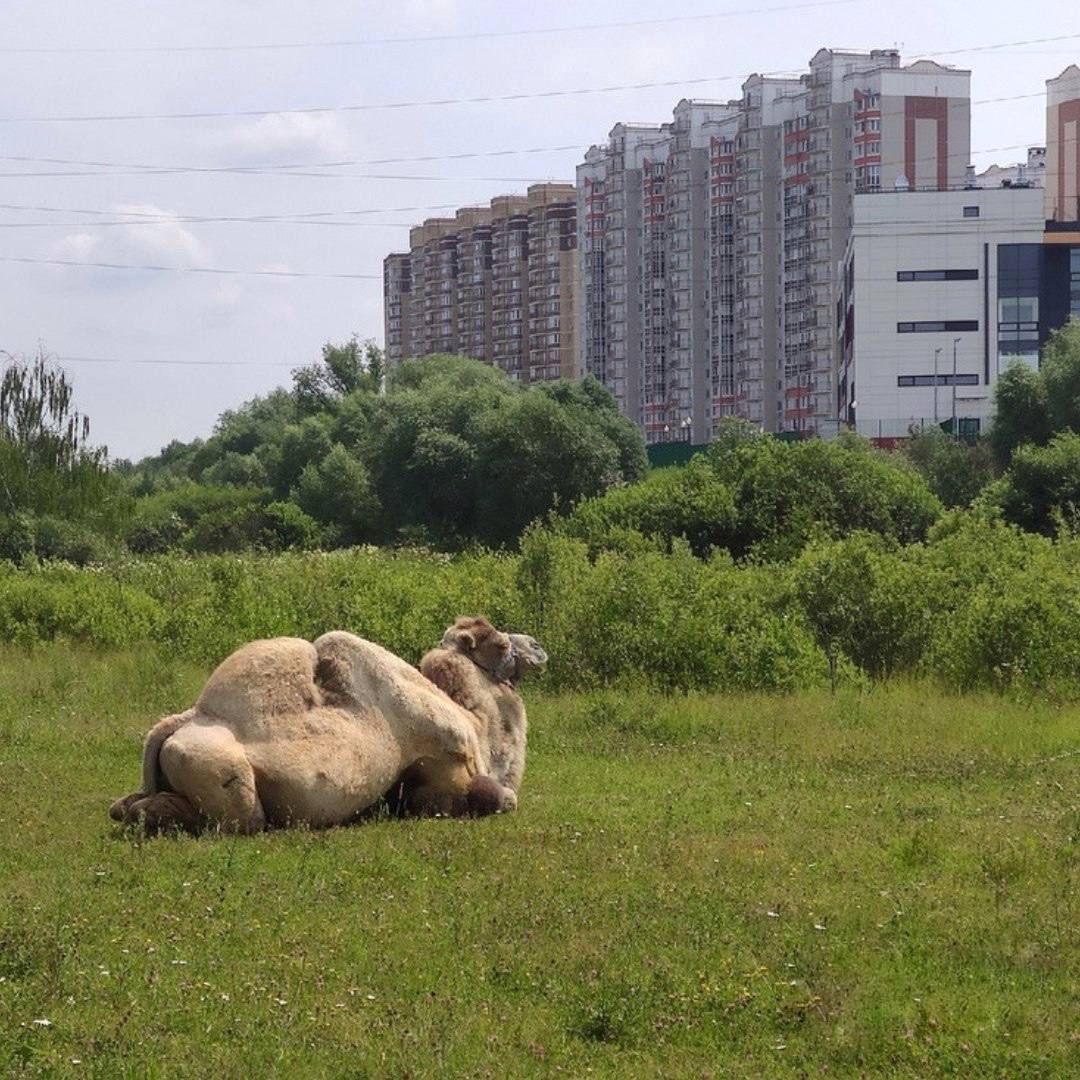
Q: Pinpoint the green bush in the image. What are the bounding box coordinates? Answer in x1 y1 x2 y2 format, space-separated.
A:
793 534 940 685
1 512 1079 697
0 513 36 564
982 432 1080 536
0 562 162 648
32 516 113 566
713 434 942 560
561 457 736 557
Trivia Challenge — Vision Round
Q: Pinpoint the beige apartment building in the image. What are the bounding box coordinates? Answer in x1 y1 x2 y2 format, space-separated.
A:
383 183 578 383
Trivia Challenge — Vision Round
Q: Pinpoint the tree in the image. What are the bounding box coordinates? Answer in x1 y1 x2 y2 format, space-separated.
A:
990 362 1051 466
983 431 1080 536
292 336 384 411
904 427 996 508
990 322 1080 465
365 356 644 548
712 434 941 561
562 456 736 557
293 444 380 544
0 350 126 536
1041 320 1080 434
1 349 93 469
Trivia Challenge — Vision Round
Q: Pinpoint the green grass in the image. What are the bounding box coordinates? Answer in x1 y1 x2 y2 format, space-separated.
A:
2 646 1080 1077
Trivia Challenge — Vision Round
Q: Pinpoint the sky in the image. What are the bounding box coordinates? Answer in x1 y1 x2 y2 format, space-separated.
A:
1 0 1078 461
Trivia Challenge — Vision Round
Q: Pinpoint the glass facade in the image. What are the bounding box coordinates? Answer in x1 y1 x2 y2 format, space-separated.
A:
1072 249 1080 320
997 244 1041 371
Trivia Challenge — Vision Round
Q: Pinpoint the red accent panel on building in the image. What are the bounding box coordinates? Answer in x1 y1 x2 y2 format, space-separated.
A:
1059 98 1080 219
904 97 949 191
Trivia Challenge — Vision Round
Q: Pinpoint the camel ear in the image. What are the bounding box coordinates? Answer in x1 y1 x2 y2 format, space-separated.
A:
441 626 477 653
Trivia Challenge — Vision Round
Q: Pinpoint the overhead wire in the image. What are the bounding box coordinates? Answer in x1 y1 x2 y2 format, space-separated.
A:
0 84 1047 128
0 13 1076 58
0 255 379 280
0 0 864 54
0 143 588 176
0 135 1047 234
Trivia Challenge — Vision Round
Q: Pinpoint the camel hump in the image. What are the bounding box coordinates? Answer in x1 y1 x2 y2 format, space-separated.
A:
197 637 321 725
313 631 429 700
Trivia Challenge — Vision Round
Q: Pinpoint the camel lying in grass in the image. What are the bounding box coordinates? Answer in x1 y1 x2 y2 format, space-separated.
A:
109 618 545 833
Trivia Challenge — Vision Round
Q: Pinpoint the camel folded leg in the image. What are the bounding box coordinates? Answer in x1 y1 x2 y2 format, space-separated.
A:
115 791 204 835
159 724 266 834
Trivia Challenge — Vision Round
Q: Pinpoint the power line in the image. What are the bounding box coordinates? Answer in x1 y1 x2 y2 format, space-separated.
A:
0 168 559 182
0 72 794 125
0 199 459 220
0 0 862 55
0 143 587 177
0 255 379 280
0 218 416 229
3 15 1077 62
49 354 299 368
0 84 1047 136
0 136 1042 232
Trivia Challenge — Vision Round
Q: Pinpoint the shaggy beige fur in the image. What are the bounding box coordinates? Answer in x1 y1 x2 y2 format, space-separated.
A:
110 633 488 833
409 617 547 816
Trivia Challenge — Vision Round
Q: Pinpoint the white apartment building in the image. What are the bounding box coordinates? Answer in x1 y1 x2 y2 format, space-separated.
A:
844 187 1045 440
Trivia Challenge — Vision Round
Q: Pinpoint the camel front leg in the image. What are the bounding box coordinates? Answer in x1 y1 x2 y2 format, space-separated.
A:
159 724 266 834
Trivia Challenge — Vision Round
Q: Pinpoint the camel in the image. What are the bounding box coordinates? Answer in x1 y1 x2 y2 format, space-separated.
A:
109 619 545 833
394 618 547 816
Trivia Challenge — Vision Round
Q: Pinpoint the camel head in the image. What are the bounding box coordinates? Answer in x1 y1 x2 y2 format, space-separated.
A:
440 616 514 680
502 633 548 687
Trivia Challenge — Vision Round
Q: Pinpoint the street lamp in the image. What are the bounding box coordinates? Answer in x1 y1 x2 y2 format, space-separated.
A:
951 337 961 438
680 416 692 443
933 347 942 424
663 424 671 443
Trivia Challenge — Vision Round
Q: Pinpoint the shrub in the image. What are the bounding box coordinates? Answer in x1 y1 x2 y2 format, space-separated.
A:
712 434 942 560
793 534 940 685
32 516 113 566
0 513 36 564
982 432 1080 536
561 457 736 557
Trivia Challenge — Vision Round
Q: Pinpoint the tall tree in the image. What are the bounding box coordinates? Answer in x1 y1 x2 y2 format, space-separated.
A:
1 349 94 469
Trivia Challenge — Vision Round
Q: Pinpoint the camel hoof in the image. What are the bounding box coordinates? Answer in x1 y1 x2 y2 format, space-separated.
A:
467 775 516 816
109 792 146 821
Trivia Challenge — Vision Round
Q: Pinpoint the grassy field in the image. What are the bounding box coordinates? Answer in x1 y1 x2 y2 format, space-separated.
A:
2 646 1080 1077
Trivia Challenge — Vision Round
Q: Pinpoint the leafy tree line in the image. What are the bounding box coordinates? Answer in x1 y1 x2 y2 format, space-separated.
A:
1 341 646 561
3 320 1080 567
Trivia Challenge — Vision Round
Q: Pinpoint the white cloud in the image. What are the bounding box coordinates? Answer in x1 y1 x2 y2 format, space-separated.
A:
51 205 209 290
216 112 352 163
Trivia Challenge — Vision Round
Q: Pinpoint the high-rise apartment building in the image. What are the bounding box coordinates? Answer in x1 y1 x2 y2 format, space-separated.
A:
579 102 736 443
577 48 971 442
382 183 578 383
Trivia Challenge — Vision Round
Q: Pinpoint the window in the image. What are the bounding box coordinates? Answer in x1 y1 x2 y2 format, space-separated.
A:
1072 248 1080 317
897 374 979 387
897 320 979 333
897 269 978 282
962 206 980 218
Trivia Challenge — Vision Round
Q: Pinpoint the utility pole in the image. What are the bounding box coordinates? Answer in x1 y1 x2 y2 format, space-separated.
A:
952 337 961 438
933 347 942 424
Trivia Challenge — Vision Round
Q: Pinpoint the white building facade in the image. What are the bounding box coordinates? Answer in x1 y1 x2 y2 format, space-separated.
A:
844 187 1045 440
